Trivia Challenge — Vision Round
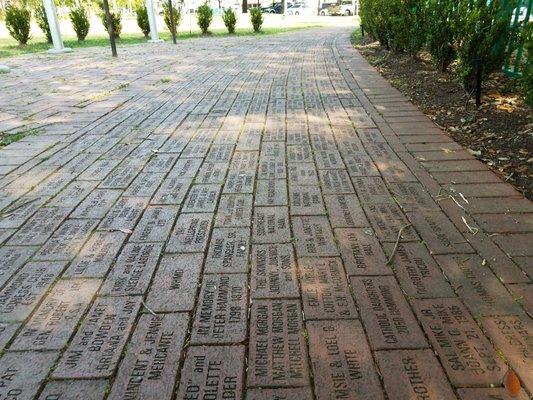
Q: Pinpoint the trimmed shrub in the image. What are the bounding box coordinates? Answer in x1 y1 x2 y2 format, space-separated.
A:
163 2 180 34
250 6 262 33
5 5 31 46
69 5 90 41
34 3 51 43
222 7 237 34
425 0 459 71
197 3 212 34
456 0 513 95
389 0 426 55
135 3 150 38
98 2 122 38
359 0 394 49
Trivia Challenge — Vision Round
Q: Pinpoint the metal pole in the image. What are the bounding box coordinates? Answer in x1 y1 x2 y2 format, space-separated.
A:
168 0 177 44
102 0 118 57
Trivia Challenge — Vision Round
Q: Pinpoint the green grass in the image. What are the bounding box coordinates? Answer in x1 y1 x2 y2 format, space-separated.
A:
0 25 323 59
0 128 42 148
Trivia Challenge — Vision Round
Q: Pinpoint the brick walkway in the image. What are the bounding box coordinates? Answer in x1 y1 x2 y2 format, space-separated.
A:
0 27 531 400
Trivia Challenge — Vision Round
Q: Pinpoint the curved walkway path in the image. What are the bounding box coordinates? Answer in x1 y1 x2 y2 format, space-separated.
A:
0 27 531 400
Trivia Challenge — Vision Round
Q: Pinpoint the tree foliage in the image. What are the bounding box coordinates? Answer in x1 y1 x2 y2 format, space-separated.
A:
70 4 90 41
197 2 212 34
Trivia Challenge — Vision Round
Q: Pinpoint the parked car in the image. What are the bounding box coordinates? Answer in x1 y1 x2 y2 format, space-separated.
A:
262 3 281 13
286 3 311 15
339 0 354 15
318 2 335 15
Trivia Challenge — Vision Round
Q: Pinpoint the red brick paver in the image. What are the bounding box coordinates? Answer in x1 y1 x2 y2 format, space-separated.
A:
0 27 531 399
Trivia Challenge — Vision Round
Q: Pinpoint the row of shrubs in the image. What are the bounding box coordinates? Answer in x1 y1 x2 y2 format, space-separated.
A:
4 1 264 46
359 0 532 105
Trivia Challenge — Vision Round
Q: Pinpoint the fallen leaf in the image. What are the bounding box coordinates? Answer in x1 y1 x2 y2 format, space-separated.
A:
504 370 521 397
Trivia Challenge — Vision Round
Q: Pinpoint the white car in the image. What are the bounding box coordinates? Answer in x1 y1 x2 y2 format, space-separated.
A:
286 4 311 15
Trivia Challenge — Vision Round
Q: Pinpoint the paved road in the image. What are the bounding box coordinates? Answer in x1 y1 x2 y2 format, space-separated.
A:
0 27 531 400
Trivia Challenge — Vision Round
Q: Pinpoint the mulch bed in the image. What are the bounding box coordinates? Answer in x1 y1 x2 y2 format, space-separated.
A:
353 35 533 200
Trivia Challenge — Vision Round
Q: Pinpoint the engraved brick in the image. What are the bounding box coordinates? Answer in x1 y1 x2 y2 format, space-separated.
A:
38 380 108 400
255 179 288 206
253 206 291 244
375 349 457 400
54 296 141 378
99 197 148 231
34 219 98 261
384 243 453 298
0 351 58 399
246 388 314 400
124 172 165 197
224 169 255 194
197 162 228 184
146 254 202 312
130 205 178 242
288 163 318 185
299 257 357 320
0 245 36 287
66 231 127 278
8 206 70 245
413 298 505 387
176 345 245 399
248 299 310 387
11 279 100 350
0 322 18 351
482 315 532 393
101 242 163 296
191 274 248 344
350 276 427 349
205 228 250 274
251 244 299 299
152 177 192 205
293 216 338 257
457 388 530 400
215 194 253 227
167 213 213 253
324 194 368 228
436 254 523 316
183 184 221 212
71 189 121 219
108 313 188 400
289 185 325 215
364 203 418 242
0 262 64 322
308 320 384 400
319 169 354 194
335 228 391 275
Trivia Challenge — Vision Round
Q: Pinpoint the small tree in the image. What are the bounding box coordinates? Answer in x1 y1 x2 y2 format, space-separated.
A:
70 5 90 41
98 1 122 38
163 1 180 34
5 5 31 46
135 3 150 38
222 7 237 34
249 7 262 32
197 3 212 34
34 3 51 43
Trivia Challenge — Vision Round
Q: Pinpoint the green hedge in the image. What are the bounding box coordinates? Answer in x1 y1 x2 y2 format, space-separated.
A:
359 0 527 103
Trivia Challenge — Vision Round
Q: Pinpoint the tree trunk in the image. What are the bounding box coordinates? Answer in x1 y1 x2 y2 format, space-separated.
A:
242 0 247 13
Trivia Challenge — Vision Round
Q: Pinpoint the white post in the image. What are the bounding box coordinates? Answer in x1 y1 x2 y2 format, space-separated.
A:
43 0 72 53
146 0 163 42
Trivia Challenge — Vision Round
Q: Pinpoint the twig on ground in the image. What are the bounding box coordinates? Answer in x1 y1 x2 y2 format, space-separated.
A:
141 300 157 316
386 224 412 265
